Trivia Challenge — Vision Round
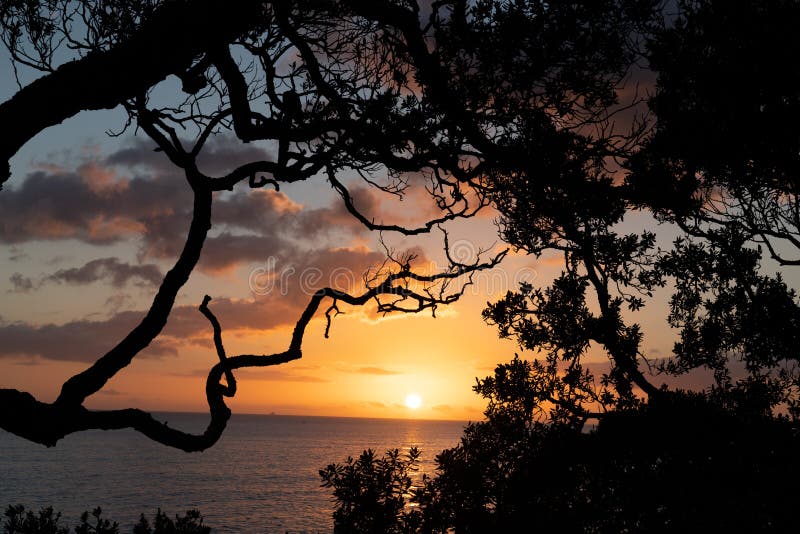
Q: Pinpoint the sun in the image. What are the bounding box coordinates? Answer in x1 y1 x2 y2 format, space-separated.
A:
404 393 423 410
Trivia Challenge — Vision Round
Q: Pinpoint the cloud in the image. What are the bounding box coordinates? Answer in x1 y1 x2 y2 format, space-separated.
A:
0 312 180 362
199 232 292 273
356 366 402 375
432 404 453 412
44 258 163 288
0 168 185 245
8 273 34 293
0 272 381 363
3 136 459 263
7 259 163 294
0 136 449 363
1 141 377 277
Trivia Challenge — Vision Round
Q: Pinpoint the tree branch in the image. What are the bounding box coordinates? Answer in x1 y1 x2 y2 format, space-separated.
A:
0 0 263 189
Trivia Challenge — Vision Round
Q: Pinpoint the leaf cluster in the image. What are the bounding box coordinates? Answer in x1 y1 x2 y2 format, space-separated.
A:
320 447 422 534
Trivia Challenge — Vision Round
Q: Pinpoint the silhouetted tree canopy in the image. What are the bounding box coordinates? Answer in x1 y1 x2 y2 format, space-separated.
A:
630 0 800 265
1 0 529 449
5 0 800 526
322 0 800 531
324 379 800 532
633 0 800 198
0 0 663 449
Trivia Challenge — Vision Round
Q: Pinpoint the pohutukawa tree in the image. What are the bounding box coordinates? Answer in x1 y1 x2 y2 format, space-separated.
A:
319 2 800 531
0 0 523 450
6 0 791 458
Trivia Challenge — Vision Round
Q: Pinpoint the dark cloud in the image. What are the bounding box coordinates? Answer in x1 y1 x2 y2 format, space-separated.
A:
356 366 402 375
106 136 274 177
44 258 163 288
105 138 181 172
8 273 34 293
2 145 373 276
0 137 414 364
0 311 179 362
200 232 293 273
212 188 300 232
0 165 188 246
7 259 162 294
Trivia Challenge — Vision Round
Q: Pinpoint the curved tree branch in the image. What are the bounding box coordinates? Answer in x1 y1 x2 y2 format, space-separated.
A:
0 0 513 451
0 0 263 189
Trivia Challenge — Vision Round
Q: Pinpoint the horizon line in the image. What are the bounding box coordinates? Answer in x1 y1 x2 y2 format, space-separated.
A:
149 409 476 424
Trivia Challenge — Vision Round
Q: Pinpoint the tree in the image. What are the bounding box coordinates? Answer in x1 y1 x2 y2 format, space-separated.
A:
0 0 660 450
464 2 800 526
629 0 800 264
479 0 800 425
321 1 800 530
320 448 422 534
335 363 800 532
0 0 516 449
626 0 800 406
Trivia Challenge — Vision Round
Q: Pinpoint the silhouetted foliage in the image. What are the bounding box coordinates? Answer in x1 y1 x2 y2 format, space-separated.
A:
632 0 800 203
320 448 422 534
74 509 118 534
630 0 800 266
3 506 69 534
478 0 800 420
322 1 800 531
325 364 800 532
0 0 510 449
132 510 209 534
2 506 208 534
430 387 800 532
657 228 800 417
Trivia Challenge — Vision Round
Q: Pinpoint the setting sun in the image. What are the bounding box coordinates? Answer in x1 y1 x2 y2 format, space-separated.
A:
404 393 423 410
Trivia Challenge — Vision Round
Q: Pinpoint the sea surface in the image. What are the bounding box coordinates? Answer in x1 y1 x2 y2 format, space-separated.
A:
0 413 467 533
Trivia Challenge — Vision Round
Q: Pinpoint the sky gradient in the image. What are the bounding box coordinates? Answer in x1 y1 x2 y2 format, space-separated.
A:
0 46 688 423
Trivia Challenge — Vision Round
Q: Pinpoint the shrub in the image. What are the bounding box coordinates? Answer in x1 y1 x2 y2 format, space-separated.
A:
3 507 209 534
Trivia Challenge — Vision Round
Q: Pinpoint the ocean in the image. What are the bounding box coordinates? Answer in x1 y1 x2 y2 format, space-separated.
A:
0 413 467 533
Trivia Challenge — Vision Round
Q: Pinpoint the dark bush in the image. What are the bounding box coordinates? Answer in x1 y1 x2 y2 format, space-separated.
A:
3 507 209 534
